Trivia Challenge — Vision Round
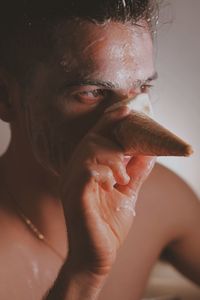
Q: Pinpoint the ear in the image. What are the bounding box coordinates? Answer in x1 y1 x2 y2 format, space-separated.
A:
0 71 15 123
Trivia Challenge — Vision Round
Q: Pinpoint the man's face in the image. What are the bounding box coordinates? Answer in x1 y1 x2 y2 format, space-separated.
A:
20 19 155 175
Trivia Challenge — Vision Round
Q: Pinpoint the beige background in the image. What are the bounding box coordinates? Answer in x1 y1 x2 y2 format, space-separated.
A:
0 0 199 197
154 0 200 198
147 1 200 298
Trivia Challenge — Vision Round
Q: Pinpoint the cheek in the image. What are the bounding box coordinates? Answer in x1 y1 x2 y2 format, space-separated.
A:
23 93 103 175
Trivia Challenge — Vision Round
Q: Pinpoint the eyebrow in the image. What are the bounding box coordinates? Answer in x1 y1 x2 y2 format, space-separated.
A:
63 72 158 90
147 71 158 82
64 79 117 89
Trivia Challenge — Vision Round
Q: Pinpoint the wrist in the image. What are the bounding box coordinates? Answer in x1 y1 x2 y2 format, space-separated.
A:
45 260 108 300
64 271 107 300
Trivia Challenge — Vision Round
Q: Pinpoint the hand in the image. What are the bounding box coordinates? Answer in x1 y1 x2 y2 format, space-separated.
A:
60 106 156 279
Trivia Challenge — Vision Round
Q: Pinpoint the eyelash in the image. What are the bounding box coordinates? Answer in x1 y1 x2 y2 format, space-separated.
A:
72 83 154 105
74 89 110 104
140 84 154 92
79 89 105 97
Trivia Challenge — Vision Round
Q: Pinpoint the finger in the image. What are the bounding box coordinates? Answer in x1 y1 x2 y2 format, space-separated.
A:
105 159 130 186
116 156 156 197
85 134 130 185
87 164 117 192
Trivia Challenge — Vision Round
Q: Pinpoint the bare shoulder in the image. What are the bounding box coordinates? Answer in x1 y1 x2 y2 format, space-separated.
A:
142 162 198 199
137 163 200 243
139 163 200 284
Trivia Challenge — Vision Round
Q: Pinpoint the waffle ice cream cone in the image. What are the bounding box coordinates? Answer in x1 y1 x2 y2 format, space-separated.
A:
109 94 193 157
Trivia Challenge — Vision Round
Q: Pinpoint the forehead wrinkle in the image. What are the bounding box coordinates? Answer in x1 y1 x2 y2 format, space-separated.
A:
54 20 154 90
58 49 155 90
82 36 107 55
58 21 148 66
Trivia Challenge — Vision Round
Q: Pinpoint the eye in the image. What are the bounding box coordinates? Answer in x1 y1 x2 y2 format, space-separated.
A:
140 84 154 93
74 89 109 105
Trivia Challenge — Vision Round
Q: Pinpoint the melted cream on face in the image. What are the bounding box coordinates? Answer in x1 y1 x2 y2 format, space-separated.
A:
23 20 154 176
105 93 153 117
58 20 154 89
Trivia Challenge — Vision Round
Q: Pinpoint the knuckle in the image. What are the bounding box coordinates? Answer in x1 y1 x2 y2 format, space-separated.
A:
98 165 113 178
110 152 123 162
106 167 114 179
112 160 125 175
118 153 124 161
115 159 124 169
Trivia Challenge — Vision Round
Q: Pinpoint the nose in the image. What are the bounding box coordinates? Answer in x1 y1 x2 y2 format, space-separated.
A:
126 88 140 100
111 88 139 106
105 90 140 113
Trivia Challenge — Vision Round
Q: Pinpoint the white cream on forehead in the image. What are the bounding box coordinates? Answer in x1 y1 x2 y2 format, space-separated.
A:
105 93 153 117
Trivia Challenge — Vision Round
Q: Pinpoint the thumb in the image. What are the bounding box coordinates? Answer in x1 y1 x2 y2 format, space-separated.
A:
116 156 156 198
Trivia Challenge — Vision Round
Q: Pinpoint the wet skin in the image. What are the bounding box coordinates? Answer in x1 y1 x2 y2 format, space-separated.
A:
0 19 156 247
1 19 200 300
0 19 156 299
20 19 155 175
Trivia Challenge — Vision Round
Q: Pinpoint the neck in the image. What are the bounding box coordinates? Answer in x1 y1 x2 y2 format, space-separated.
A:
0 139 67 246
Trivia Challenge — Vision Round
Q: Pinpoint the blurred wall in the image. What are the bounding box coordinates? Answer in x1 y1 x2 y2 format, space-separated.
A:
0 0 199 197
153 0 200 197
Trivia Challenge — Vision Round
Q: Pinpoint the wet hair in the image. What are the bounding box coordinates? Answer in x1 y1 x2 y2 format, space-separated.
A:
0 0 159 84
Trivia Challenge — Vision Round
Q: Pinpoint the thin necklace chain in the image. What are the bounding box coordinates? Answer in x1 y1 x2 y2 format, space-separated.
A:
5 187 65 262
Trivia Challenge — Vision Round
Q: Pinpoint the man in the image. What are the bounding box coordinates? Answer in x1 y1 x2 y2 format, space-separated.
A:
0 1 199 299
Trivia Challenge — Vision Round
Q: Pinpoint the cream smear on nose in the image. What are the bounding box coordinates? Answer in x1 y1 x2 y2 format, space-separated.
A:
105 93 153 117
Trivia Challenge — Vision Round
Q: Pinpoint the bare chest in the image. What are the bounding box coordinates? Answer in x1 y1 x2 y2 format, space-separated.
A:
0 208 65 300
0 216 163 300
0 240 63 300
0 234 158 300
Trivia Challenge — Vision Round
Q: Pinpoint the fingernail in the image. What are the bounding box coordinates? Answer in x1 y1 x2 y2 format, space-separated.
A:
123 173 130 185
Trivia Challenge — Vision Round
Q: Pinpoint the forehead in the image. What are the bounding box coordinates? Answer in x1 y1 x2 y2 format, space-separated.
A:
53 19 154 87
